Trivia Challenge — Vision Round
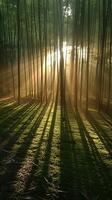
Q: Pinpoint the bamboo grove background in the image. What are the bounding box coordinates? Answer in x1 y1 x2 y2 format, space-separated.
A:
0 0 112 112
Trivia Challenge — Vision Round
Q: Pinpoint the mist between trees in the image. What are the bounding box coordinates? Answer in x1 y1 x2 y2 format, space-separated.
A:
0 0 112 112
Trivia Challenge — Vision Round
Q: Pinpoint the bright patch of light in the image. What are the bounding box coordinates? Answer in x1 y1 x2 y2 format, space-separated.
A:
64 5 72 17
79 46 87 59
43 42 87 70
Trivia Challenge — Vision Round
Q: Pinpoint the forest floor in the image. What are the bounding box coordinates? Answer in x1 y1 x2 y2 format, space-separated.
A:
0 98 112 200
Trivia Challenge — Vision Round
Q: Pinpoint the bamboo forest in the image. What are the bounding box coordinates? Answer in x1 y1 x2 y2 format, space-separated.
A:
0 0 112 199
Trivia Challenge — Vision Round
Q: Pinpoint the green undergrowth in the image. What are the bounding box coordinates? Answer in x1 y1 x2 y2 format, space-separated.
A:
0 100 112 200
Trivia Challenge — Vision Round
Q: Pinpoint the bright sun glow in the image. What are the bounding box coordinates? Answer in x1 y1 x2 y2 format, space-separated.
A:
43 42 87 70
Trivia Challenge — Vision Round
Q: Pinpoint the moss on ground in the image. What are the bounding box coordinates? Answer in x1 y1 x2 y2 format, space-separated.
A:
0 100 112 200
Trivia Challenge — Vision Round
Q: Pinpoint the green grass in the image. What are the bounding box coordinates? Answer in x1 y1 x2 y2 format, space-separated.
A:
0 99 112 200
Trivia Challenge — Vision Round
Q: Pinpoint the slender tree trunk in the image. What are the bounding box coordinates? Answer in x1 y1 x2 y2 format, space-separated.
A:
17 0 21 104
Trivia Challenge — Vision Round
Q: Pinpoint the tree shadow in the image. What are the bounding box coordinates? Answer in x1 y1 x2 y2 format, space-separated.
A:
59 101 82 200
28 90 59 199
0 103 48 199
0 103 36 145
87 111 112 155
76 110 112 199
22 102 54 194
0 104 43 157
17 87 59 200
0 101 16 117
0 97 15 106
0 103 25 126
99 111 112 127
0 98 112 200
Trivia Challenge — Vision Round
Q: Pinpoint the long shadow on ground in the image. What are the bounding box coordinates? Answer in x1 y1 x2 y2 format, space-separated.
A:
0 103 37 146
59 102 112 200
75 110 112 199
87 111 112 158
22 92 59 200
0 103 48 199
59 102 80 200
0 99 112 200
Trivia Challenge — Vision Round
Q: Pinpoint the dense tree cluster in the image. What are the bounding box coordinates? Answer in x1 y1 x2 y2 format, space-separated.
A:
0 0 112 112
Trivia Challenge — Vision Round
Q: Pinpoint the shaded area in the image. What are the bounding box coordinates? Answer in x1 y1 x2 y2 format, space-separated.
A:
0 99 112 200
